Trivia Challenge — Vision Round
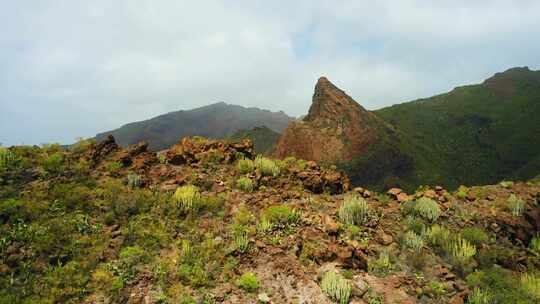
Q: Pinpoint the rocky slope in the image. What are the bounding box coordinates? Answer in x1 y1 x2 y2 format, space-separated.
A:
273 77 415 190
96 102 293 151
1 137 539 303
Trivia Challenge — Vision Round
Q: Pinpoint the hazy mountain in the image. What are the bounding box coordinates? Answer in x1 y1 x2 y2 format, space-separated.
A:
96 102 293 151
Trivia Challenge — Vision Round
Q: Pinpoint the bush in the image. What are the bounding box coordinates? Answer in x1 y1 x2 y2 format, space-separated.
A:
403 231 424 253
368 250 393 276
499 180 514 188
236 177 254 192
338 195 369 225
172 185 203 213
321 271 352 304
507 194 525 216
234 232 250 253
427 224 451 248
462 227 489 247
42 152 64 174
455 185 469 200
468 288 492 304
236 272 259 292
262 205 300 227
521 273 540 300
127 173 143 189
529 235 540 257
106 161 122 175
236 157 255 174
448 236 476 266
413 197 441 222
0 148 20 171
254 155 280 177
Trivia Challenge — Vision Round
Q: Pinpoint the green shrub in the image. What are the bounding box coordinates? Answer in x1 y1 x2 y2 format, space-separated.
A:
403 231 424 253
234 232 250 253
529 235 540 257
499 180 514 188
338 195 369 225
0 148 20 171
236 157 255 174
254 155 280 176
127 173 143 189
521 273 540 300
462 227 489 247
412 197 441 222
172 185 203 213
42 152 64 174
448 236 476 266
236 177 254 192
321 271 352 304
468 288 492 304
236 272 259 292
106 161 122 175
261 205 300 227
427 224 451 248
368 250 393 276
455 185 469 200
507 194 525 216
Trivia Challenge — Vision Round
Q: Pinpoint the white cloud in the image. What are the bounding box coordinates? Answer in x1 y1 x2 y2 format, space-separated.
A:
1 0 539 145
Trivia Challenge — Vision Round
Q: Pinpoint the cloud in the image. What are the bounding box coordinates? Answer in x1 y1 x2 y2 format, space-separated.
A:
1 0 539 145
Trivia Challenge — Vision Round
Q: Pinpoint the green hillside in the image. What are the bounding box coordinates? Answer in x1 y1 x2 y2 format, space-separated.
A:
229 126 281 155
375 67 540 189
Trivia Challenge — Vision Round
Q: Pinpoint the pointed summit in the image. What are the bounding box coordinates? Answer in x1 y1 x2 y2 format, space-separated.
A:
305 76 369 123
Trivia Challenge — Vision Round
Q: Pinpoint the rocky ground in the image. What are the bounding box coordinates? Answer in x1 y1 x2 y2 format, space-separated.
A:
0 136 539 303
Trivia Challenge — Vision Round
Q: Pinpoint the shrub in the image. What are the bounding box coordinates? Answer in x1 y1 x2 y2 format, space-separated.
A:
448 237 476 266
499 180 514 188
462 227 489 247
0 148 20 171
236 272 259 292
368 250 393 276
106 161 122 174
236 177 254 192
127 173 143 189
427 224 451 248
173 185 203 213
321 271 352 304
254 155 280 176
413 197 441 222
338 195 369 225
507 194 525 216
468 288 492 304
455 185 469 200
262 205 300 227
42 152 64 174
236 157 255 174
529 235 540 257
234 232 250 253
403 231 424 253
521 273 540 300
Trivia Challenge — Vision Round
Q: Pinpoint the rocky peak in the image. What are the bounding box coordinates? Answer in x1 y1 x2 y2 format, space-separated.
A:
305 77 369 124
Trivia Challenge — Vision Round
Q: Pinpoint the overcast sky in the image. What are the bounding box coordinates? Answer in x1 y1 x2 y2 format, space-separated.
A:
1 1 540 146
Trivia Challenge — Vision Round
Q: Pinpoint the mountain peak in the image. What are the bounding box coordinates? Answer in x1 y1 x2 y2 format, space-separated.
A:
305 77 367 123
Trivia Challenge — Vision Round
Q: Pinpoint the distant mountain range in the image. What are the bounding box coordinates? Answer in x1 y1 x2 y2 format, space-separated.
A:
96 102 293 151
96 67 540 190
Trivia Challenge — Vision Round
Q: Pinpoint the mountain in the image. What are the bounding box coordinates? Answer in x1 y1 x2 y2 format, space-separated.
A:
273 67 540 191
375 66 540 189
229 126 281 155
96 102 293 151
273 77 415 190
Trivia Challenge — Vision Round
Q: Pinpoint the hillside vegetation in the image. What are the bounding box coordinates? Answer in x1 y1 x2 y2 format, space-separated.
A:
1 137 539 304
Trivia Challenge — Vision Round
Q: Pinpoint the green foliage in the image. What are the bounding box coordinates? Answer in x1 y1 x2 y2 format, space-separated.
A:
369 250 393 276
456 185 469 200
172 185 203 213
234 232 250 253
70 137 95 154
127 173 143 189
448 236 477 266
261 205 300 228
254 155 280 177
499 180 514 188
402 230 424 252
236 157 255 174
236 272 259 292
462 227 489 247
42 152 64 175
403 197 441 222
507 194 525 216
466 267 538 303
0 148 21 171
338 194 369 225
521 273 540 300
106 161 123 174
467 288 492 304
529 235 540 257
321 271 352 304
236 177 254 192
427 280 447 298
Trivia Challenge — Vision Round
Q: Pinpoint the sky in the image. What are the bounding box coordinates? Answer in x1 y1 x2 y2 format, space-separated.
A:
1 1 540 146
